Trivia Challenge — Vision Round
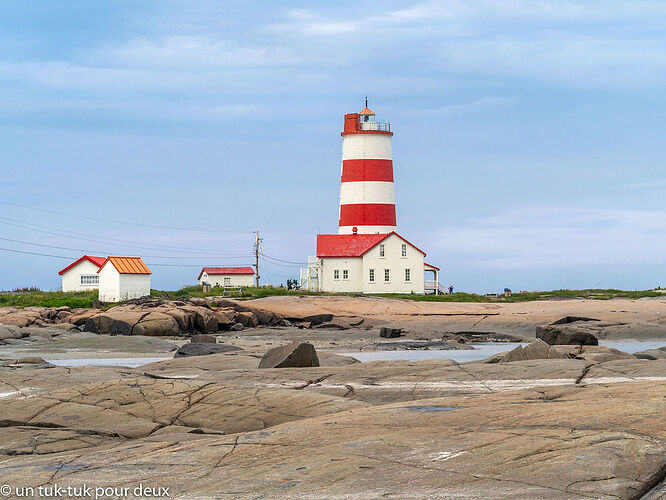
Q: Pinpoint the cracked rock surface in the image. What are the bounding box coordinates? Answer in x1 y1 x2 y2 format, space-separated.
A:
0 354 664 498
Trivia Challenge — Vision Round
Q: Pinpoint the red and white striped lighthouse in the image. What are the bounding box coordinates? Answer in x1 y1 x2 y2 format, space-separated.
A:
338 102 396 235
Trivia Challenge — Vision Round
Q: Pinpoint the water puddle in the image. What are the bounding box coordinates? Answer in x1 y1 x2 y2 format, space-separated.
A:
46 357 171 368
344 341 665 363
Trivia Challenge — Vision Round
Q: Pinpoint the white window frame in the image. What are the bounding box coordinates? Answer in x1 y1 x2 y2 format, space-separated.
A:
384 269 390 282
369 268 375 282
223 277 231 286
401 244 407 257
80 274 99 285
342 269 349 280
405 268 411 282
379 244 385 257
333 269 340 280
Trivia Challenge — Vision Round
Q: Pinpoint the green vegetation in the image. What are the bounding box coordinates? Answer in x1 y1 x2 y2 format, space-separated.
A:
0 289 98 309
1 286 662 309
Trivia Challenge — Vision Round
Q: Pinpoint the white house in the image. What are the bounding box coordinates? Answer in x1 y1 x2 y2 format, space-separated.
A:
197 267 255 287
314 231 439 294
58 255 107 292
98 256 152 302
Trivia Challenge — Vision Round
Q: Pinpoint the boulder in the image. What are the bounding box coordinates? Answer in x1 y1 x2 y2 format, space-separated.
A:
380 327 403 339
191 334 216 344
499 339 568 363
314 319 352 330
634 347 666 360
235 311 259 328
68 310 97 326
230 323 244 331
536 325 598 345
213 310 235 330
0 325 24 341
174 343 243 358
132 313 181 337
194 308 218 333
551 316 600 325
258 342 320 369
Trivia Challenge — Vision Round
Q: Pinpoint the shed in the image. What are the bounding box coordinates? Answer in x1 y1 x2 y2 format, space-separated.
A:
197 267 255 287
98 256 152 302
58 255 107 292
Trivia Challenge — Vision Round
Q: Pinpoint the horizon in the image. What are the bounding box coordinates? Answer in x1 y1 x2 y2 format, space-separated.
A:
1 1 665 293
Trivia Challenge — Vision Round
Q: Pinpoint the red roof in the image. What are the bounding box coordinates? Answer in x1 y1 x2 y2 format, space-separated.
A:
58 255 106 275
316 231 426 258
98 256 152 275
198 266 255 280
424 262 440 271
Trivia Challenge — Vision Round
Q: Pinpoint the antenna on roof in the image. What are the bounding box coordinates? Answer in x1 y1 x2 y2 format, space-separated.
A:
365 95 368 108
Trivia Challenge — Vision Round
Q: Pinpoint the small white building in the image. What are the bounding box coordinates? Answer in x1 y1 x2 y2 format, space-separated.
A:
58 255 107 292
313 231 439 294
197 267 255 287
98 256 152 302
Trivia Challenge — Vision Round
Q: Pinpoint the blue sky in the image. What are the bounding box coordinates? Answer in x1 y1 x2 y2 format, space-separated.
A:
1 1 665 292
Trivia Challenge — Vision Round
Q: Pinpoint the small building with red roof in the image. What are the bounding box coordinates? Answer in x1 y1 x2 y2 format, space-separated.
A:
58 255 107 292
197 267 255 288
98 256 152 302
312 231 437 294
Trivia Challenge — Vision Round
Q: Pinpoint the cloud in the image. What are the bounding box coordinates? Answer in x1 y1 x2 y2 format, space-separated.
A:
432 207 666 271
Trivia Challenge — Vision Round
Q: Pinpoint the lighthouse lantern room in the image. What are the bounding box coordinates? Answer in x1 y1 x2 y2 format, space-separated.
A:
301 101 442 295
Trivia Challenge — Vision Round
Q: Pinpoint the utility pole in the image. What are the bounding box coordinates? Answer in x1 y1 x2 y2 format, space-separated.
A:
253 230 262 287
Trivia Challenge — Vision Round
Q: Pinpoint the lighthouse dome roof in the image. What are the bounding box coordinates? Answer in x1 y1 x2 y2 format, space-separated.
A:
359 107 375 115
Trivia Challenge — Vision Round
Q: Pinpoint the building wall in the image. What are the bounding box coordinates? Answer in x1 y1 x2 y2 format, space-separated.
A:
118 274 151 301
98 264 120 302
361 234 425 294
319 234 425 294
319 257 364 293
198 273 254 287
61 260 101 292
99 266 150 302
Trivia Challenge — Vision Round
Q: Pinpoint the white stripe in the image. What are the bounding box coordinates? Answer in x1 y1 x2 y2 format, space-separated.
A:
342 134 392 160
339 181 395 205
339 225 396 234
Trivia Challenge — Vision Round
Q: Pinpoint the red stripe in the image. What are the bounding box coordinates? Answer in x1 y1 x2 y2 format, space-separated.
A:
341 159 393 182
339 204 396 227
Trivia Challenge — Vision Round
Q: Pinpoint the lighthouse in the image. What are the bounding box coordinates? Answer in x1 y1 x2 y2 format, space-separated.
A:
300 101 441 295
338 101 396 235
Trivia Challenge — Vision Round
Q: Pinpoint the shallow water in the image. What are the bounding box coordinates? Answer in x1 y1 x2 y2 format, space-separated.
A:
42 341 666 367
47 357 171 368
344 340 666 363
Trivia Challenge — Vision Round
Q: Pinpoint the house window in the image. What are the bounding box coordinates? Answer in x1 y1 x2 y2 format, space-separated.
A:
405 268 411 282
224 277 231 286
334 270 340 280
379 244 385 257
401 244 407 257
80 275 99 285
342 269 349 280
369 269 375 282
384 269 390 282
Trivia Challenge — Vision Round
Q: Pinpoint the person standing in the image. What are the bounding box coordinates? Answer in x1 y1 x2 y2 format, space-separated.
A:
448 285 454 294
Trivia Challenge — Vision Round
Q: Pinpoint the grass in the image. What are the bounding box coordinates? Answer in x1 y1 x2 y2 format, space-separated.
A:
0 289 99 309
1 286 662 309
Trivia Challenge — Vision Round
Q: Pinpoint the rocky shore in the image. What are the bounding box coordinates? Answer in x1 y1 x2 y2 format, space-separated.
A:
1 295 665 498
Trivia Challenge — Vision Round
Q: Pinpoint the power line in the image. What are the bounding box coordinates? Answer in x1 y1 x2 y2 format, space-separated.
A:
0 236 253 260
0 246 74 260
0 245 252 269
262 253 308 266
0 200 255 234
0 217 250 256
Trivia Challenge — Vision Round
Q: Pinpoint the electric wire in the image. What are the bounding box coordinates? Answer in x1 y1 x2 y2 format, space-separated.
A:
0 236 253 260
0 200 255 234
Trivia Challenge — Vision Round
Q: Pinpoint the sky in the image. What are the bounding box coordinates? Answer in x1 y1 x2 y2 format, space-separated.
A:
0 0 665 293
